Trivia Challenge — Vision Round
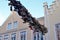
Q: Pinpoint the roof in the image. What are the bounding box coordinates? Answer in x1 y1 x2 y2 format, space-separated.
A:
37 16 44 21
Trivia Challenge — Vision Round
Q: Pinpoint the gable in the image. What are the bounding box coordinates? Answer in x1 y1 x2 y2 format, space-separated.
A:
0 11 29 33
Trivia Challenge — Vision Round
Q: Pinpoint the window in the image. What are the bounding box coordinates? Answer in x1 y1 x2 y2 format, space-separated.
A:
11 33 16 40
7 23 12 30
34 32 42 40
13 21 18 28
20 31 26 40
4 34 9 40
55 23 60 40
0 36 2 40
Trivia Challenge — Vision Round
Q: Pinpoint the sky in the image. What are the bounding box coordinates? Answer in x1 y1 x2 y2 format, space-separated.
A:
0 0 54 26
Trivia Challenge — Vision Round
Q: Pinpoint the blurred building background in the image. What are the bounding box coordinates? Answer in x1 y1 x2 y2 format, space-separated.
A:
0 11 44 40
43 0 60 40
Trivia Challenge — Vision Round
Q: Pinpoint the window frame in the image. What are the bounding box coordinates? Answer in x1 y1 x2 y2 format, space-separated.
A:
4 34 9 40
20 31 27 40
0 36 2 40
33 32 42 40
7 22 12 30
11 33 16 40
55 23 60 40
13 21 18 28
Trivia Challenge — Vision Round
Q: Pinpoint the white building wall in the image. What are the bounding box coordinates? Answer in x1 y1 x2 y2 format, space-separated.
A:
43 0 60 40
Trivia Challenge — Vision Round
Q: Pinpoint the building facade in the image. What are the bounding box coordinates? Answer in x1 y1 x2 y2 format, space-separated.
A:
0 11 44 40
43 0 60 40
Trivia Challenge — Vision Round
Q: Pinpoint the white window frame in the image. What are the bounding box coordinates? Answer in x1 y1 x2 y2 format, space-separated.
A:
34 32 42 40
4 34 9 40
7 23 12 30
20 30 27 40
11 33 16 40
13 21 18 28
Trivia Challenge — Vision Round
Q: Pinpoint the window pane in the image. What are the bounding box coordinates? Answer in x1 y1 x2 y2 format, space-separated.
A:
0 36 2 40
55 24 60 40
41 34 43 40
34 32 42 40
11 33 16 40
14 21 18 28
37 33 39 40
34 34 36 40
20 31 26 40
7 23 12 30
4 35 9 40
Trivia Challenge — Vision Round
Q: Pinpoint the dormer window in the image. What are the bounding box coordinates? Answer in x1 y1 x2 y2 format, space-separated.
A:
7 23 12 30
13 21 18 28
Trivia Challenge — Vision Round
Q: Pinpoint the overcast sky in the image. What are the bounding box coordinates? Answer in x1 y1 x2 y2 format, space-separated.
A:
0 0 54 26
